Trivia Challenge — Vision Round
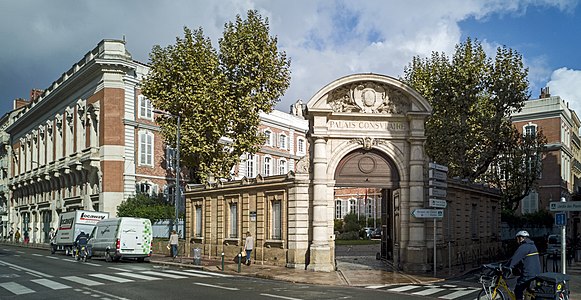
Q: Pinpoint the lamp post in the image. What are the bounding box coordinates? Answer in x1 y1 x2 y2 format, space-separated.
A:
153 110 180 233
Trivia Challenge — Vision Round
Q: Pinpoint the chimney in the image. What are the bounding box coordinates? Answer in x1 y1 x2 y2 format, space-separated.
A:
540 87 550 98
30 89 43 102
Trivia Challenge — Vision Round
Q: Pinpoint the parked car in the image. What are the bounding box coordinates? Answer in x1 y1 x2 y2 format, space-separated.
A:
360 227 373 239
370 228 382 239
88 217 152 262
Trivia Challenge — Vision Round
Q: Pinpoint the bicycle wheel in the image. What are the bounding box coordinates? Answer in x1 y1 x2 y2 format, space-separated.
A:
477 288 507 300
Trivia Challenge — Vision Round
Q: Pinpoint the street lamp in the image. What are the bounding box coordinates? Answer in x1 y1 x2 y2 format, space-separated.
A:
153 109 181 233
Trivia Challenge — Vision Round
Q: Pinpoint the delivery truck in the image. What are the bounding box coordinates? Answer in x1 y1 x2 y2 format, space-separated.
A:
51 210 109 255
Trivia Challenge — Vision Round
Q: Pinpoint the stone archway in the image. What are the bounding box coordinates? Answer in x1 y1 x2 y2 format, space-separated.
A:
305 73 432 272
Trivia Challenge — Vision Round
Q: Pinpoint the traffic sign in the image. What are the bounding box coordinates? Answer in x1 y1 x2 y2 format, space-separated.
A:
555 212 567 226
429 169 447 181
429 163 448 172
429 180 448 188
549 201 581 212
412 209 444 218
429 198 447 208
429 187 447 198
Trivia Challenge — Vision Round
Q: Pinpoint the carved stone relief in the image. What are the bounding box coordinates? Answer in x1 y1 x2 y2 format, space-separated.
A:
327 81 411 114
348 137 389 150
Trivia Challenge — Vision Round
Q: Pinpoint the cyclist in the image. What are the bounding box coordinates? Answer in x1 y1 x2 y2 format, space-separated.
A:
507 230 541 300
74 231 89 257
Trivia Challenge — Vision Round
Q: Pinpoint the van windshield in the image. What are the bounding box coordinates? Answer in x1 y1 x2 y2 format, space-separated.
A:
548 236 560 244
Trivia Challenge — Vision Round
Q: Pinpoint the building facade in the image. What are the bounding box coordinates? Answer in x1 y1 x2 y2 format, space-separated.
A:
4 40 181 243
3 39 310 244
511 90 581 238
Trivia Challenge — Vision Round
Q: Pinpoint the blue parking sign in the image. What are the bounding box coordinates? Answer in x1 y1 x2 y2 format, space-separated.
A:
555 212 567 226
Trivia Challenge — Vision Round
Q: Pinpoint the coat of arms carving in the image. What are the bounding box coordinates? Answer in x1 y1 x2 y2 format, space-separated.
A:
328 82 410 114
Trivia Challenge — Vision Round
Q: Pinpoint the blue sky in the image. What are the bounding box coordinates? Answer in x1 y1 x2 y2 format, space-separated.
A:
0 0 580 116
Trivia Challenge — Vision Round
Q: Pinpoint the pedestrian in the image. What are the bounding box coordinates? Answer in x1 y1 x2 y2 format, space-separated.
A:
48 228 55 243
244 231 254 266
8 228 13 242
168 230 179 259
24 229 30 244
14 229 21 243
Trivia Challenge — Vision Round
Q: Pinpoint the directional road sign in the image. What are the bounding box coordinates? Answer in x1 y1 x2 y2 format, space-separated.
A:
429 188 447 198
412 209 444 218
429 180 448 188
429 169 447 181
549 201 581 212
555 212 567 226
429 163 448 172
429 198 447 208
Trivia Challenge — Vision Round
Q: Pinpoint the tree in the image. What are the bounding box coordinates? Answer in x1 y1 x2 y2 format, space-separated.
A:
483 126 547 211
402 38 530 181
142 10 290 183
117 193 175 224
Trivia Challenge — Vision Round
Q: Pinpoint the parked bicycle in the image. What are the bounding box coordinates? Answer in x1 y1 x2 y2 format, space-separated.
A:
477 262 570 300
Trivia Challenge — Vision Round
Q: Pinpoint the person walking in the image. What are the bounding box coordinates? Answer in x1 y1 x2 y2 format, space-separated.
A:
168 230 179 259
8 228 13 242
244 231 254 266
14 229 21 243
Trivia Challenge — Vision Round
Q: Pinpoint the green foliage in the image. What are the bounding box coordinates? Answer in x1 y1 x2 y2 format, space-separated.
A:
482 127 547 211
342 212 361 233
117 193 174 223
402 38 530 181
334 219 344 232
501 209 553 228
142 10 290 183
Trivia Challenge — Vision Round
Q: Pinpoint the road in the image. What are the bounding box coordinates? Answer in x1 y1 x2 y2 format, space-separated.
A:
0 244 447 300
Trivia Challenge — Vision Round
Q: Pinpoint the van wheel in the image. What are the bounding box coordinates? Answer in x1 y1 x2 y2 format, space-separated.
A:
137 257 145 263
105 251 113 262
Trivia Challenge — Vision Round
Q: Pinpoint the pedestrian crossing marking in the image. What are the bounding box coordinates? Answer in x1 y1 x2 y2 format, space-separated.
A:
184 269 232 277
31 278 71 290
62 276 104 286
412 287 444 295
141 271 187 279
0 282 35 295
387 285 421 292
162 269 211 278
89 273 134 283
116 272 161 281
438 289 478 299
0 268 231 296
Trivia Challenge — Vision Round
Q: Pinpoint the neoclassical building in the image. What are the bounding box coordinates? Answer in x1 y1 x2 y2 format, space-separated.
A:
3 39 310 244
5 40 163 243
185 74 501 272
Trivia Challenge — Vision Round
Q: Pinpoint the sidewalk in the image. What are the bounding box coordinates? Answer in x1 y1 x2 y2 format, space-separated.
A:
149 253 446 287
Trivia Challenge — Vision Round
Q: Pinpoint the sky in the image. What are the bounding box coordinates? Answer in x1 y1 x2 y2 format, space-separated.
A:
0 0 580 117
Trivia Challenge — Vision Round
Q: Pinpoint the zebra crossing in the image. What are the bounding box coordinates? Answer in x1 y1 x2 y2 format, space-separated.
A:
0 268 232 296
367 283 481 299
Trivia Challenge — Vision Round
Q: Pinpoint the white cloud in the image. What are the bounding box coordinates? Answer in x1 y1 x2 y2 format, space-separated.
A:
547 68 581 114
0 0 577 115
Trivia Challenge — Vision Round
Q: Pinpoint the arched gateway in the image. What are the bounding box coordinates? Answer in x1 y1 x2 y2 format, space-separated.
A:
304 73 432 271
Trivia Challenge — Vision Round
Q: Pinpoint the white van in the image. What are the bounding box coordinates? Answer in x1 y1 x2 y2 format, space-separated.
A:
88 217 152 262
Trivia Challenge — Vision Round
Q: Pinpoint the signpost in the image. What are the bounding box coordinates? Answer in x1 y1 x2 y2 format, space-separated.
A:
555 212 566 226
428 162 448 277
429 198 448 209
549 201 581 212
412 209 444 218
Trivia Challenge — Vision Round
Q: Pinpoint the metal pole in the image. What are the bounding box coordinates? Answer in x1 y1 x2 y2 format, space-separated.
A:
434 218 437 277
561 197 566 274
175 115 180 234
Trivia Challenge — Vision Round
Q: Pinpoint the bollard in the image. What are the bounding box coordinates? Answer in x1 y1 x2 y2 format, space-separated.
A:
221 252 225 271
237 252 242 273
